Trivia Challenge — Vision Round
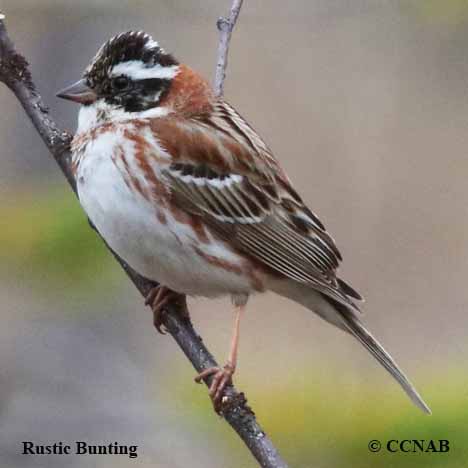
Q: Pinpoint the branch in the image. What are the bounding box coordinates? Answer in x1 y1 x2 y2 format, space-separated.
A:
0 7 289 468
214 0 244 97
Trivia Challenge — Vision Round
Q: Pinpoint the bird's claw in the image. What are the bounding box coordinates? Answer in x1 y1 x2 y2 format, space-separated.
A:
195 363 235 412
145 285 176 334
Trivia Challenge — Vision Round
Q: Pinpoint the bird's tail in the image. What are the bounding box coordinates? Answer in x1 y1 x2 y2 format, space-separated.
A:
268 279 431 414
337 304 431 414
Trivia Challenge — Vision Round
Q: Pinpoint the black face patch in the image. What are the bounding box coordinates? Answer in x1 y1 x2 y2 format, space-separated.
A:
102 76 172 112
84 31 179 112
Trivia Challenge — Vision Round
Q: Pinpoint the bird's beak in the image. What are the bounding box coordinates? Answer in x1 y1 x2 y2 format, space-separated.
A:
56 78 97 104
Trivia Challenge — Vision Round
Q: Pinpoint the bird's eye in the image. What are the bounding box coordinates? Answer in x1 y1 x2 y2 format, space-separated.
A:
112 76 130 91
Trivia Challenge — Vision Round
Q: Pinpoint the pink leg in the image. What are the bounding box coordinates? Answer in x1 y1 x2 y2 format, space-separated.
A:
195 304 244 411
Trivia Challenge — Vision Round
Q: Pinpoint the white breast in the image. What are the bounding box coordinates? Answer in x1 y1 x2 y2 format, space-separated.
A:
73 115 255 298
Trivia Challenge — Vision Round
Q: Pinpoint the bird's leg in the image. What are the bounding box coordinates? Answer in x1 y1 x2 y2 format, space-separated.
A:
145 285 177 334
195 304 244 411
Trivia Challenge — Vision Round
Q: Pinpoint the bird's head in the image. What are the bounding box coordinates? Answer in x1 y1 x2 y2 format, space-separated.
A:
57 31 180 113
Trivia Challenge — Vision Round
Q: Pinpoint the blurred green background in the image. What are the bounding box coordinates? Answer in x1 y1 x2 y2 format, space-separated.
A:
1 1 468 467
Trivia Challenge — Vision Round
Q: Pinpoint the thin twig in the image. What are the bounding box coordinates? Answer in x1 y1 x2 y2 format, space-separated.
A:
0 8 288 468
214 0 244 97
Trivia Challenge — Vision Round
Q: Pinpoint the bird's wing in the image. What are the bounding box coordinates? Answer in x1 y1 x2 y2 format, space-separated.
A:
154 100 362 310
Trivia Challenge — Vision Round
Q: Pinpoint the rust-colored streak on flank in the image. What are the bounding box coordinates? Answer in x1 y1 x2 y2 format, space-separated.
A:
192 246 265 293
114 136 167 226
191 217 210 244
193 246 244 277
123 128 167 202
118 145 144 197
245 264 266 292
112 145 133 191
169 203 210 244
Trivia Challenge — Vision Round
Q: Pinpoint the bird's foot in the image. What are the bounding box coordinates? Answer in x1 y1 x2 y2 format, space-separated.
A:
145 285 177 334
194 362 235 412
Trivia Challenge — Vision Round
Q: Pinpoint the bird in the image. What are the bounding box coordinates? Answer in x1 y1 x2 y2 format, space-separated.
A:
57 30 431 414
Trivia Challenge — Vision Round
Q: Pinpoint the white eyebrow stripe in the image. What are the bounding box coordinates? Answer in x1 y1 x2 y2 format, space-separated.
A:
110 61 179 80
